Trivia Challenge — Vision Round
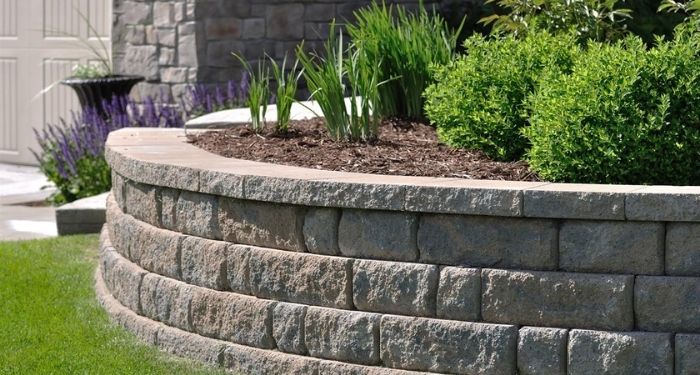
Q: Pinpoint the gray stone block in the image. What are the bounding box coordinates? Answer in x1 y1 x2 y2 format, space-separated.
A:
153 2 173 28
156 28 175 47
635 276 700 333
404 185 522 216
666 223 700 276
303 208 340 255
121 1 152 24
518 327 568 375
139 275 193 331
205 17 242 40
353 260 437 317
133 222 182 279
176 191 221 239
223 344 320 375
191 288 275 348
198 169 244 199
124 45 159 81
436 266 481 321
226 244 251 294
125 181 159 226
318 361 433 375
158 188 179 231
338 209 418 262
181 236 228 290
56 192 107 235
380 315 517 374
305 307 381 365
273 302 307 355
157 325 226 366
266 4 304 40
418 215 558 270
676 334 700 375
559 221 664 275
241 18 265 39
524 189 625 220
568 330 673 375
249 247 352 309
481 269 634 331
111 171 127 211
104 256 146 314
113 308 160 346
219 198 306 252
626 189 700 221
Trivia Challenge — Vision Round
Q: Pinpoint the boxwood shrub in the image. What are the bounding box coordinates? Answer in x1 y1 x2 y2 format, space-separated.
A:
424 31 579 161
525 33 700 185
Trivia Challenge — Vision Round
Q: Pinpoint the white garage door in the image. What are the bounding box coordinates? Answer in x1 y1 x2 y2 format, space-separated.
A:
0 0 111 165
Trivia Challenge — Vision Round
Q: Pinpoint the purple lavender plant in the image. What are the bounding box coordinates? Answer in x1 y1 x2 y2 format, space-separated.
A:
183 78 250 118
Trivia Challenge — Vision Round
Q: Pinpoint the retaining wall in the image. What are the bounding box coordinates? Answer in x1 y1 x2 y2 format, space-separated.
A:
100 127 700 374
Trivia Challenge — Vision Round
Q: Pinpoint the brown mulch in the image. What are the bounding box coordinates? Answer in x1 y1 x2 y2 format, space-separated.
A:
187 118 539 181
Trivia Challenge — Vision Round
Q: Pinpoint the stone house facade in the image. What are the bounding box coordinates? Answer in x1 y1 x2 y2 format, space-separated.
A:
112 0 449 101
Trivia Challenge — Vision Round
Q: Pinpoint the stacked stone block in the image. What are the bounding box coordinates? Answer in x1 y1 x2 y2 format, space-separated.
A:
99 128 700 374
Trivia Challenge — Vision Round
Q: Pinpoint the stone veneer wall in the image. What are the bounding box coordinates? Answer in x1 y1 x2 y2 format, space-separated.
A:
99 128 700 375
112 0 440 101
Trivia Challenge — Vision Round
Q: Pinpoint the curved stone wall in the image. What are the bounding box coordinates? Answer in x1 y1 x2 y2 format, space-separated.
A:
100 128 700 375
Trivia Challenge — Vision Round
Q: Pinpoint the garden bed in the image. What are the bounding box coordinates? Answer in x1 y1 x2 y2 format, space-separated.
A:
187 118 537 181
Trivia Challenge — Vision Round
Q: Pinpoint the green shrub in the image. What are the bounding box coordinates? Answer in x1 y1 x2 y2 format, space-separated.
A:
525 35 700 185
480 0 632 42
424 31 579 161
347 2 462 119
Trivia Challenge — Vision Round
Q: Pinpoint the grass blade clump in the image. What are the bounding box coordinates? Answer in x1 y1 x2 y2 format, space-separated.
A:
233 54 270 132
347 1 462 119
268 54 302 132
297 23 381 142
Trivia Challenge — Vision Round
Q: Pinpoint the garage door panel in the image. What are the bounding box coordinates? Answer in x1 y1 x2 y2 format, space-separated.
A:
0 57 18 154
0 0 18 38
43 58 80 127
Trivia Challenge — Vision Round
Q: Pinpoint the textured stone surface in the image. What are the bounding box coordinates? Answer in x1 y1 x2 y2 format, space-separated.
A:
224 344 320 375
124 45 159 80
139 274 193 330
190 288 275 348
666 223 700 276
626 188 700 221
404 184 523 216
676 334 700 375
338 210 418 262
518 327 568 375
180 236 228 290
559 221 664 275
266 4 304 39
303 208 340 255
198 170 244 199
635 276 700 333
133 221 182 279
112 172 127 211
436 266 481 321
106 195 139 259
249 248 352 309
157 325 226 366
103 255 146 313
568 330 673 375
380 315 517 374
273 302 307 355
219 198 306 252
226 244 251 294
524 189 626 220
158 187 179 231
305 307 381 365
125 181 159 225
318 361 435 375
176 191 221 239
418 215 558 270
353 260 437 316
481 269 634 331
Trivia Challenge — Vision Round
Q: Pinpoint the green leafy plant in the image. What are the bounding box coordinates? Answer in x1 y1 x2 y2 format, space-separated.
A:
233 54 271 132
268 54 303 132
297 23 382 142
479 0 632 41
524 34 700 185
424 31 579 161
659 0 700 15
347 1 462 119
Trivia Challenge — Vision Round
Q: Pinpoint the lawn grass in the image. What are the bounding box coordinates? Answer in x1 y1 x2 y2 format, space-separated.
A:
0 234 226 375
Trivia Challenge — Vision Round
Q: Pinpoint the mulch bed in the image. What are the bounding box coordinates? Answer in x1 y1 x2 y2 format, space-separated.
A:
187 118 539 181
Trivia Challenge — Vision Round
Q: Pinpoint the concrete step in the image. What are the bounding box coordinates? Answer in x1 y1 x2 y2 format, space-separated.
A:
56 192 108 236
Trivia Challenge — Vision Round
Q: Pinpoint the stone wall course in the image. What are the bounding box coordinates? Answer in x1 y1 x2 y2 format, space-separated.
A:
303 207 340 256
436 266 481 322
559 220 664 275
139 274 193 331
568 330 673 375
418 215 558 270
380 315 518 374
635 276 700 333
481 269 634 331
353 260 437 317
176 191 221 239
157 324 227 366
273 302 308 355
517 327 568 375
180 236 228 290
666 223 700 276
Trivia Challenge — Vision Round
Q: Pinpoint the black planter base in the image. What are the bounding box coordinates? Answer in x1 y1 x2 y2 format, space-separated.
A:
61 75 144 114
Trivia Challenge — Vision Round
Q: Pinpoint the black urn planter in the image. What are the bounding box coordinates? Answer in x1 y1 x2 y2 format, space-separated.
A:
61 75 144 115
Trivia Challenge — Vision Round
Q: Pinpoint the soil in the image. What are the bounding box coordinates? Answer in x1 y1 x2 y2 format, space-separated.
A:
187 118 539 181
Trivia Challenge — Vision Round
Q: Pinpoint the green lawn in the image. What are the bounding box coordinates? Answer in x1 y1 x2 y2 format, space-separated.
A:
0 234 226 375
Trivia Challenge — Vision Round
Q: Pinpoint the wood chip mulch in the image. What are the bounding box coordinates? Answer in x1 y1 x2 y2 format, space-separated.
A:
187 118 539 181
